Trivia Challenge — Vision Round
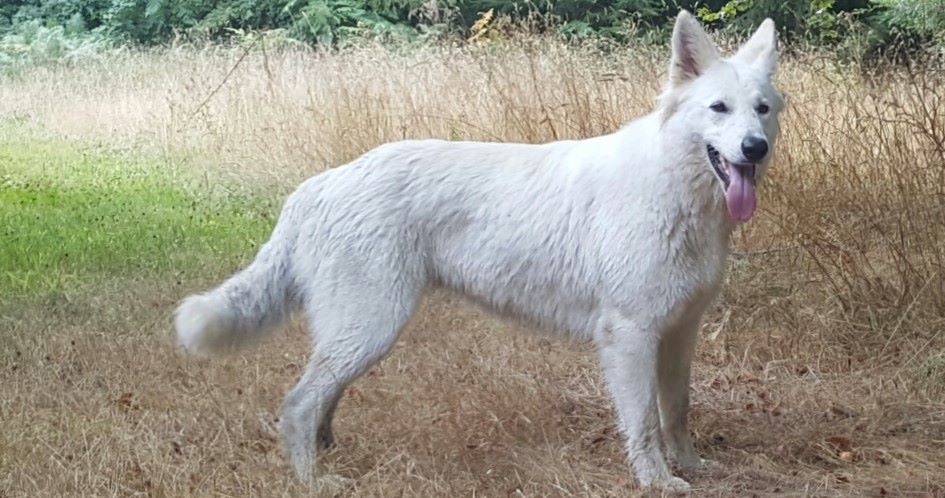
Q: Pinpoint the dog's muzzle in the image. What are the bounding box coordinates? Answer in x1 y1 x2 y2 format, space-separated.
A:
706 144 757 222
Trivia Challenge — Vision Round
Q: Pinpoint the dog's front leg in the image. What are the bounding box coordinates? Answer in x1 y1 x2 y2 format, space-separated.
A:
596 316 690 491
658 318 706 471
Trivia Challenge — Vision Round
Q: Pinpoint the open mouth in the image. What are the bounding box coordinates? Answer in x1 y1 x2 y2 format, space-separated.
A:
706 144 758 222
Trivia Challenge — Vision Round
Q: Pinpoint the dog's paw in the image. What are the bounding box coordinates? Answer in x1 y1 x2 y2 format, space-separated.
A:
651 476 691 492
310 474 353 494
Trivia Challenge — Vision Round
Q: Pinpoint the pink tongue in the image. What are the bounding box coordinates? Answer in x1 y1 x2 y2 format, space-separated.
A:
725 164 756 221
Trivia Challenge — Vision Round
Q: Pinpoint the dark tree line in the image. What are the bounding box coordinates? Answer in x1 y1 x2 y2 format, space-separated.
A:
1 0 942 52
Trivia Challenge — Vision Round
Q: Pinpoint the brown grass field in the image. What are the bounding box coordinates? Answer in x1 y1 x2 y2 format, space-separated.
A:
1 37 944 496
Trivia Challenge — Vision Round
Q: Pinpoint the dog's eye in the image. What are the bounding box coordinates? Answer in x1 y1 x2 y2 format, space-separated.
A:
756 103 770 114
709 102 728 113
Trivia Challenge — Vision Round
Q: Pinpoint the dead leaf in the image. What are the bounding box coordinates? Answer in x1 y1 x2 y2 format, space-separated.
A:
825 435 853 453
114 392 136 411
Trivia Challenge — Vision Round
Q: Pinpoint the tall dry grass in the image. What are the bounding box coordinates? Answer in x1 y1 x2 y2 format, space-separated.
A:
3 40 942 361
1 38 944 496
0 41 662 184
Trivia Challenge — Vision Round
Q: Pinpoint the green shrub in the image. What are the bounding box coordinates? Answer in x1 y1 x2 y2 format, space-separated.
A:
1 0 943 61
0 19 114 72
869 0 945 48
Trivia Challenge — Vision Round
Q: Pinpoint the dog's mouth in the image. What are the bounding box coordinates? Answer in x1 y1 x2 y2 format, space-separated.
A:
706 144 757 222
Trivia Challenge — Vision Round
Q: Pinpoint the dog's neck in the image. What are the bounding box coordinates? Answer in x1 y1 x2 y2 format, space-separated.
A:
614 112 737 241
589 118 735 274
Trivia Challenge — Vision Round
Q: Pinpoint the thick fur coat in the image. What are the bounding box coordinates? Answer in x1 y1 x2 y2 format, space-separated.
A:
175 11 783 490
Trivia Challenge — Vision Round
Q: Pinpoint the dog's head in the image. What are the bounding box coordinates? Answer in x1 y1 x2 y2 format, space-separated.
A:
661 11 783 222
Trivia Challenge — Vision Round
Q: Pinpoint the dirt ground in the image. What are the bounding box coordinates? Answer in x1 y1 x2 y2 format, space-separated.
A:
2 279 943 497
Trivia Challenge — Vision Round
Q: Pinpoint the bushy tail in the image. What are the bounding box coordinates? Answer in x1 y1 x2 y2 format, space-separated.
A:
174 225 296 355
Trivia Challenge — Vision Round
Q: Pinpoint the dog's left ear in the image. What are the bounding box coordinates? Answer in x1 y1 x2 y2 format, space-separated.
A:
733 19 778 76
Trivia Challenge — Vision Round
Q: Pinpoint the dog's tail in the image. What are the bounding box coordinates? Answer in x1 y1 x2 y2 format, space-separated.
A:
174 212 298 355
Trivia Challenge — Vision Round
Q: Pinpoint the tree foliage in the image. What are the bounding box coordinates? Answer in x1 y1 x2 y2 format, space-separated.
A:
1 0 942 53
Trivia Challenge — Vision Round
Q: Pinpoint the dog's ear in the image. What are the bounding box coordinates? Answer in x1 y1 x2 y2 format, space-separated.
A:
733 19 778 76
668 10 720 87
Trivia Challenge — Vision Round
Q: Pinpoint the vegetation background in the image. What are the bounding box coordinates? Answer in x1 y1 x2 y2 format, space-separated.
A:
1 0 944 496
2 0 945 68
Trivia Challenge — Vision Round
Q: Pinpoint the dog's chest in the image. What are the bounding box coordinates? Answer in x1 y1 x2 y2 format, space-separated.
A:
668 208 728 280
600 203 729 318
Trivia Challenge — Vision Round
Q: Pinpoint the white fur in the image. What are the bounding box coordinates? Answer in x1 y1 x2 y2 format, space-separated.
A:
175 11 782 490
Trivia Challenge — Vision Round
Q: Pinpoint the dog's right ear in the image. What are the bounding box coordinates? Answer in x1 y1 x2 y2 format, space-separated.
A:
668 10 720 87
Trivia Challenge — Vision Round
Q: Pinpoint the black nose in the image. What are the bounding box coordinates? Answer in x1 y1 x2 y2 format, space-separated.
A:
741 135 768 162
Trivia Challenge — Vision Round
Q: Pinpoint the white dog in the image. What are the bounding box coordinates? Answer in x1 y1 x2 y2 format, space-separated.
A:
175 11 782 490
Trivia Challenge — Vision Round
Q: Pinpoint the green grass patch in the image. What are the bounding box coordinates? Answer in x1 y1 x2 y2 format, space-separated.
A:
0 134 278 299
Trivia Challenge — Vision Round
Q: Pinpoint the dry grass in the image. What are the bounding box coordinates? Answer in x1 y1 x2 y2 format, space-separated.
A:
1 38 945 496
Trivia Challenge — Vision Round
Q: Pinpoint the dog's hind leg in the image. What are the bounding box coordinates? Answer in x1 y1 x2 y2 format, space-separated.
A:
279 264 424 487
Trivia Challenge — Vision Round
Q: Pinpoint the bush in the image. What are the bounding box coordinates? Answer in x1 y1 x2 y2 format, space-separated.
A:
1 0 943 60
868 0 945 50
0 19 114 72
